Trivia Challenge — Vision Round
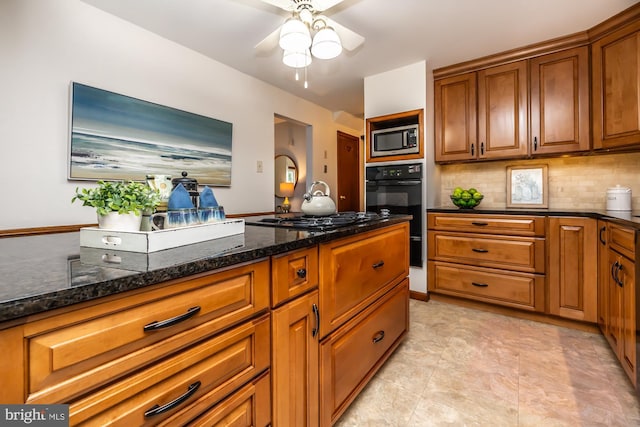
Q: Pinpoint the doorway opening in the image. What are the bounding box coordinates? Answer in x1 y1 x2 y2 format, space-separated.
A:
274 114 311 213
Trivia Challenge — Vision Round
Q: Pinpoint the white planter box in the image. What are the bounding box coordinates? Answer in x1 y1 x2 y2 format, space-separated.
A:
80 219 245 253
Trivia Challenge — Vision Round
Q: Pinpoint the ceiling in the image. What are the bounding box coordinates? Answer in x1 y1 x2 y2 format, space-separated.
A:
81 0 638 118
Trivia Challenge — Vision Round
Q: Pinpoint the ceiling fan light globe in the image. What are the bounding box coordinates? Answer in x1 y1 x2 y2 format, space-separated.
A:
279 18 312 51
311 27 342 59
282 49 312 68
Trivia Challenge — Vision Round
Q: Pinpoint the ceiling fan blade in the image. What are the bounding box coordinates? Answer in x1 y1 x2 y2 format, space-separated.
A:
324 17 365 51
258 0 296 12
314 0 344 12
254 26 282 55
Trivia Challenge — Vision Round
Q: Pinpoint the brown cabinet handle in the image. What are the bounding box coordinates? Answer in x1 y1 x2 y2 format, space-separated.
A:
372 330 385 343
599 226 606 245
144 381 201 418
296 268 307 279
471 222 489 226
472 248 488 253
472 282 489 287
312 303 319 338
372 261 385 269
144 306 201 332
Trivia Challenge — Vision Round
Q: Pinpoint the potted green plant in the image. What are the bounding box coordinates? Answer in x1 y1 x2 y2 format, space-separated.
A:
72 180 161 231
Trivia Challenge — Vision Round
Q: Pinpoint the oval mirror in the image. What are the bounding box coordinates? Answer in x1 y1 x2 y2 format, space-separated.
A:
274 155 298 197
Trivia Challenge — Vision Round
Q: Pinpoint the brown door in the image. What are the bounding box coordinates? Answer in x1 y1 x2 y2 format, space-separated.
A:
337 131 360 212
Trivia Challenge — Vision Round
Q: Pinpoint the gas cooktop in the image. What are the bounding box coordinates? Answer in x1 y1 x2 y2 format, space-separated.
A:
247 211 384 231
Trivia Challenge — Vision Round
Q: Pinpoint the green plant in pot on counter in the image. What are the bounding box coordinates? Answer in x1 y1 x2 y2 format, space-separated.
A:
72 180 161 231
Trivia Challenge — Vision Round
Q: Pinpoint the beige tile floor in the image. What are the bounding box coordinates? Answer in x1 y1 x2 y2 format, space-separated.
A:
335 299 640 426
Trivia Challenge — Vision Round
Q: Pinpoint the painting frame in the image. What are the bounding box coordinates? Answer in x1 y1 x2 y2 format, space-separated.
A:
68 82 233 186
506 164 548 208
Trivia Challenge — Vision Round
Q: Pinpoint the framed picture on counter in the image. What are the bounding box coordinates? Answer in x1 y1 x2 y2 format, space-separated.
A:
507 164 548 208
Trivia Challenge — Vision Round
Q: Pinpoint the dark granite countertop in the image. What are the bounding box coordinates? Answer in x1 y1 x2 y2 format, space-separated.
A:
427 207 640 231
0 215 410 324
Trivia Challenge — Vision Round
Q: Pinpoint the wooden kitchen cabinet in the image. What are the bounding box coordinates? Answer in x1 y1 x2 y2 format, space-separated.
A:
530 47 590 155
427 212 546 312
434 60 529 162
592 19 640 150
434 73 477 162
271 290 319 427
602 223 638 387
0 260 271 422
477 60 529 159
597 220 609 330
319 279 409 426
318 223 409 337
547 217 598 322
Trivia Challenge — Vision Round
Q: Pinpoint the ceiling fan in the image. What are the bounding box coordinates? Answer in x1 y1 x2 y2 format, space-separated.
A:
254 0 365 66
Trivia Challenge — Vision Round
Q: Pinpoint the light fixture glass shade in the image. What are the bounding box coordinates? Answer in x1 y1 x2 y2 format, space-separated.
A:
279 18 311 52
283 49 312 68
311 27 342 59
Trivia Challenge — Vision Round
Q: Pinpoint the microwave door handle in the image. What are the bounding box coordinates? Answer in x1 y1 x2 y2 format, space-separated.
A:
402 131 408 148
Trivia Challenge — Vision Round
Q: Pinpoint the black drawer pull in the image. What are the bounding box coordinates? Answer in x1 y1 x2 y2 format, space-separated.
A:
372 261 385 269
471 222 489 226
372 330 385 343
312 303 319 338
472 248 488 253
144 306 201 332
472 282 489 287
617 263 624 287
296 268 307 279
599 226 606 245
144 381 201 418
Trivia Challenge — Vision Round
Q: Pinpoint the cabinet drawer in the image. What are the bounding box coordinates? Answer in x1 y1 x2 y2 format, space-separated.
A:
172 371 270 427
609 224 637 260
69 314 271 426
320 280 409 426
319 223 409 337
427 213 545 236
428 231 545 273
271 246 319 307
26 260 270 404
428 262 544 311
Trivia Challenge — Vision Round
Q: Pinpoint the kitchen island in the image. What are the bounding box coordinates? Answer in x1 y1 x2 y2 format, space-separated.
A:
0 215 411 426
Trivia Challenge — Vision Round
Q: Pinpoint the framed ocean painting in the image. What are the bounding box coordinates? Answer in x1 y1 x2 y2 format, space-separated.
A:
68 82 233 186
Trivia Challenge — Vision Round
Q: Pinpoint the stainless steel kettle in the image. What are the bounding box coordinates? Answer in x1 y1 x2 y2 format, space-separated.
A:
301 181 337 216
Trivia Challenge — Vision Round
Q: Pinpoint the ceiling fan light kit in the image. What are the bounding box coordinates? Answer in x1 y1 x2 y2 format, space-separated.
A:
259 0 364 86
311 26 342 59
279 17 311 51
282 49 312 68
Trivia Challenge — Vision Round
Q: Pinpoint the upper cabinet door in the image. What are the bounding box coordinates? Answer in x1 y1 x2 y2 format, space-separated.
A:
434 73 477 162
477 61 529 159
530 46 590 155
592 21 640 150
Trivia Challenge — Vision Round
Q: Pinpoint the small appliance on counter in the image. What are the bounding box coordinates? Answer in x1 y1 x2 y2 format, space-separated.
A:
606 185 632 211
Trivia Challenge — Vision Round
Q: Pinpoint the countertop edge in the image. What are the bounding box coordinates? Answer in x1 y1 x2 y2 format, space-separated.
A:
0 216 411 324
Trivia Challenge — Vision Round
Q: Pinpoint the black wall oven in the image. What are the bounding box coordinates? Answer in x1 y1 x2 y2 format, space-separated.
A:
365 163 423 267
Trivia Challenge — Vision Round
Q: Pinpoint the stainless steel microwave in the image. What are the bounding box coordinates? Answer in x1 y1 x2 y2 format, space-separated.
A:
370 124 419 157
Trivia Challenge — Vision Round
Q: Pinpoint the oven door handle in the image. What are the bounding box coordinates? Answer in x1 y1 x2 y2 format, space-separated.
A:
370 180 421 186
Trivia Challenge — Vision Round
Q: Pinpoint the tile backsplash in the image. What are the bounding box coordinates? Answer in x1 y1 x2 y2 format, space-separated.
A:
439 152 640 210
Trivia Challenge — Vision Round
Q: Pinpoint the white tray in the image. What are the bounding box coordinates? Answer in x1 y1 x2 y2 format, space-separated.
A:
79 219 245 253
79 233 246 271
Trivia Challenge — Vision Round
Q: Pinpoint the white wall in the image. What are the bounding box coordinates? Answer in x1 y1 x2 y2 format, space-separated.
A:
364 61 432 294
0 0 362 229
